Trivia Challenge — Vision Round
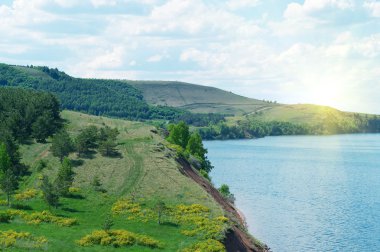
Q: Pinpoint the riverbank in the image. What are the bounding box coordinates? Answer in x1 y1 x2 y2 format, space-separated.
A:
177 157 269 252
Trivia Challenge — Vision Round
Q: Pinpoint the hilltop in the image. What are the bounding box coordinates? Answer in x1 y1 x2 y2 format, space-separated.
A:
131 81 276 115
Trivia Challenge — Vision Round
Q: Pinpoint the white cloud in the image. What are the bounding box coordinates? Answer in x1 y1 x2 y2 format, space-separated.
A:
147 54 164 62
284 0 354 19
364 0 380 17
226 0 260 10
91 0 117 8
87 46 125 69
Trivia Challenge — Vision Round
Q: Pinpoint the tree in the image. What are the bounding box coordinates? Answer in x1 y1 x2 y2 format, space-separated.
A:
186 132 213 173
40 175 59 209
218 184 235 204
186 133 207 160
31 112 54 143
98 126 119 157
167 121 189 148
75 126 98 157
55 157 74 196
0 143 18 206
155 201 167 225
51 130 74 162
0 129 22 175
98 139 118 157
102 214 114 231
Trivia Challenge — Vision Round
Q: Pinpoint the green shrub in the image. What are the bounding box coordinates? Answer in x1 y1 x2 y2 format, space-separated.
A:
0 212 12 223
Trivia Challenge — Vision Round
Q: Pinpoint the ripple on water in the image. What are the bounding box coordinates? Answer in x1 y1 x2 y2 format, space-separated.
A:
206 134 380 252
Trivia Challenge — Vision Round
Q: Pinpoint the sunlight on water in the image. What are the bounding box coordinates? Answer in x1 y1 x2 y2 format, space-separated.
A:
205 134 380 252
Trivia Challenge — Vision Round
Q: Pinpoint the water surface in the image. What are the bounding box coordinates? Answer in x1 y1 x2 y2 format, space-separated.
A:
205 134 380 252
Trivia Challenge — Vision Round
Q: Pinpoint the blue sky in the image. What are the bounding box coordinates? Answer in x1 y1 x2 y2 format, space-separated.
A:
1 0 380 113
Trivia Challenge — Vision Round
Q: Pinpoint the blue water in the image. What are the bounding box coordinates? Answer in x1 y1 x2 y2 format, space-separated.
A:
205 134 380 252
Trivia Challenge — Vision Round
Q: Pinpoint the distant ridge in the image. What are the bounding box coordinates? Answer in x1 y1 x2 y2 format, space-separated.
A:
131 81 277 115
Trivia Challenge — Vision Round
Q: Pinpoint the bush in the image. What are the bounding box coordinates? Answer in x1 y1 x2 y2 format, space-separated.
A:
5 209 77 226
34 160 47 172
182 239 225 252
0 230 47 249
0 212 12 223
77 230 163 248
111 199 154 222
14 189 38 201
68 187 80 193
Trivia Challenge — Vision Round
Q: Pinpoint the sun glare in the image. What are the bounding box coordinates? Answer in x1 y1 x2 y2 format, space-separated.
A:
306 75 346 109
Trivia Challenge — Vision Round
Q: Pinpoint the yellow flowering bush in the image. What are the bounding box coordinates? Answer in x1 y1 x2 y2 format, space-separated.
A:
171 204 228 241
0 230 47 249
14 189 38 201
111 198 228 250
182 239 226 252
0 200 7 206
77 229 163 248
25 211 77 226
112 199 154 222
176 204 210 215
69 187 80 193
5 209 77 227
6 209 27 218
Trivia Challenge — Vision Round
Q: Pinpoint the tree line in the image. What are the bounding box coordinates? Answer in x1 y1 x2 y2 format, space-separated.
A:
0 87 62 206
166 121 213 175
0 64 224 124
198 120 310 140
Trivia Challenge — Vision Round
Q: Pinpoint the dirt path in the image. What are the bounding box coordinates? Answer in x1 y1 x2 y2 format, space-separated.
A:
120 143 144 195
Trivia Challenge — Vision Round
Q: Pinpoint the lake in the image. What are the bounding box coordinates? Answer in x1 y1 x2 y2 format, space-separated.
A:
205 134 380 252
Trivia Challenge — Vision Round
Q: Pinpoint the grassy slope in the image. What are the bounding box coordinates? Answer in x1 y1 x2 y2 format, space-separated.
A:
132 81 276 115
250 104 354 123
1 111 223 251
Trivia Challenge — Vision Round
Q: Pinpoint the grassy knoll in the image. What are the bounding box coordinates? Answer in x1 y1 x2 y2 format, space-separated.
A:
0 111 224 251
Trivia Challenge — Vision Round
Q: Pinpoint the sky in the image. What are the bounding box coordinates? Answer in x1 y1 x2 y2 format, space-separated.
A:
1 0 380 114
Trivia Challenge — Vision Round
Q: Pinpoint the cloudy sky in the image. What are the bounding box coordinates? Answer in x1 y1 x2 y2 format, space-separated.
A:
1 0 380 113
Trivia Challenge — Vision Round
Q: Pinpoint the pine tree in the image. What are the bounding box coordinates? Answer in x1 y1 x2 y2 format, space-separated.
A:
75 126 98 157
40 175 59 209
98 126 119 157
55 157 74 196
98 139 118 157
0 143 18 206
32 112 54 143
51 130 74 162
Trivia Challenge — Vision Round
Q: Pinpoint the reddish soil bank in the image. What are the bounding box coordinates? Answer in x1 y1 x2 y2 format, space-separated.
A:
177 157 270 252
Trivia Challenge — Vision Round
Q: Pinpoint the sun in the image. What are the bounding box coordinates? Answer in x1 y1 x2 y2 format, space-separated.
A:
306 75 346 109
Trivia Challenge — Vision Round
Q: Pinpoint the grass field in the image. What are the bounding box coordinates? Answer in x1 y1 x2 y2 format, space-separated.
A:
0 111 224 251
132 81 277 115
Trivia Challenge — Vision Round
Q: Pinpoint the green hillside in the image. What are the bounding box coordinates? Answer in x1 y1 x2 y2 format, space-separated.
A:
249 104 379 134
0 64 184 121
132 81 276 115
1 62 378 138
1 110 249 251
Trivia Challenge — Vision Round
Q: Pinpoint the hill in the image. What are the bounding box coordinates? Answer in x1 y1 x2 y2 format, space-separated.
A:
0 109 266 251
248 104 379 135
0 64 184 121
1 63 378 137
132 81 276 115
